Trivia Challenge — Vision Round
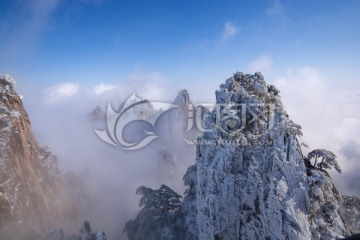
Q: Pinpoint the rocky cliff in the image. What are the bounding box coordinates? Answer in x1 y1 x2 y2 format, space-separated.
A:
193 72 313 239
0 74 65 239
340 195 360 236
124 72 354 240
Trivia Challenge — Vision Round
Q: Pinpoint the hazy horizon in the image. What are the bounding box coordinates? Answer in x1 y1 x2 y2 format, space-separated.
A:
0 0 359 239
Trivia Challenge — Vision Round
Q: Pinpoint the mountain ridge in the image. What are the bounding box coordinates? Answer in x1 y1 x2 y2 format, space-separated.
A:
124 72 359 240
0 74 65 239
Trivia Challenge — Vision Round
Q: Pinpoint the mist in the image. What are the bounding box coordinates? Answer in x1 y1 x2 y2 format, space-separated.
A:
14 69 360 239
18 73 210 239
272 67 360 196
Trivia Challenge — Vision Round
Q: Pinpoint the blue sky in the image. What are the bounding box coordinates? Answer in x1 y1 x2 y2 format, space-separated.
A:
1 0 360 195
0 0 359 90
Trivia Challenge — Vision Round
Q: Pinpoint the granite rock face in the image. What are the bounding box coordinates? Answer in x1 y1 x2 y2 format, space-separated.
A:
0 74 65 238
308 169 348 239
125 72 351 240
340 195 360 235
193 72 312 240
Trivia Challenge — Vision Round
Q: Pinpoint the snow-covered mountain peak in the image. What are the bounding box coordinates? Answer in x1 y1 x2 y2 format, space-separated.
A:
124 72 353 240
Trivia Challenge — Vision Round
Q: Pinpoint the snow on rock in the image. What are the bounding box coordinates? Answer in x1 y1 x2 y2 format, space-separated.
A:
123 185 183 240
0 74 65 238
125 72 352 240
44 221 107 240
308 169 348 239
80 221 107 240
181 164 198 240
192 72 350 239
0 74 16 87
340 195 360 235
194 72 312 240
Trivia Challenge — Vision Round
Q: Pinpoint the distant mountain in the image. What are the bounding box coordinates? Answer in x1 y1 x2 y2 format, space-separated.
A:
89 89 199 186
88 105 106 122
124 72 359 240
3 72 359 240
44 221 107 240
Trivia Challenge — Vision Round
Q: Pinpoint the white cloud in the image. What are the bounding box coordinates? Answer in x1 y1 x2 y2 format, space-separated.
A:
249 56 273 73
267 0 289 20
273 67 360 192
43 82 80 104
1 0 61 59
41 71 174 106
93 83 115 95
127 71 171 100
274 67 340 150
1 0 107 60
222 21 238 40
